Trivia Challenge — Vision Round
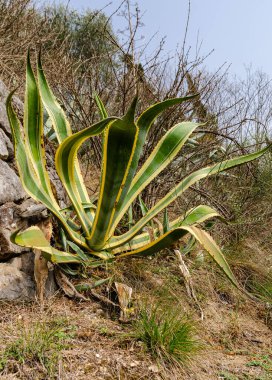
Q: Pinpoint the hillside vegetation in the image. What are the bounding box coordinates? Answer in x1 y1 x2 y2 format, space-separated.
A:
0 1 271 379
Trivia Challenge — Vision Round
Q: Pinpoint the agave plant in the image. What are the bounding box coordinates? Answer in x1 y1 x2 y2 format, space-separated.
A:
7 53 270 287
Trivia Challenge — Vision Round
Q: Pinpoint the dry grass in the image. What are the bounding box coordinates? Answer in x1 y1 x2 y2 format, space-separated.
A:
1 245 272 379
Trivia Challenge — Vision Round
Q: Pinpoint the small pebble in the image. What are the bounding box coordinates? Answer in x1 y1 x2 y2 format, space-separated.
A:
96 308 104 316
130 360 140 367
148 365 159 373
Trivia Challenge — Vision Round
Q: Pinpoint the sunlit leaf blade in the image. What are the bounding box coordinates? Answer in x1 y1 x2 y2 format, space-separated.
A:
138 196 153 227
111 205 220 252
7 92 90 250
179 205 221 226
67 240 89 261
24 54 59 206
130 121 201 195
113 95 198 227
117 227 188 258
139 196 148 217
137 95 198 132
182 225 239 287
88 100 138 249
37 52 93 213
128 205 134 228
7 93 57 210
94 93 108 119
109 145 270 248
111 121 201 233
93 251 115 260
56 117 118 236
82 202 97 210
117 224 238 286
11 227 83 263
37 52 72 141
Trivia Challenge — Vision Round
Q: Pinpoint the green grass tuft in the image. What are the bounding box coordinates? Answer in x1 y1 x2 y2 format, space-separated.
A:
134 304 201 365
0 319 75 378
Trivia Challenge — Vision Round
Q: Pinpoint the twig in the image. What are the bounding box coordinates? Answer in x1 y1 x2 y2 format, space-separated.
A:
174 248 204 320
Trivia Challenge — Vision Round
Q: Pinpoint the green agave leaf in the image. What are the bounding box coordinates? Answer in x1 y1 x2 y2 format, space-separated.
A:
56 116 118 236
75 277 111 291
139 195 148 217
60 202 97 212
12 226 111 262
94 93 108 119
180 205 221 226
180 235 196 255
93 251 115 260
137 95 198 131
183 226 238 286
66 218 82 232
11 227 83 264
7 92 90 250
60 228 68 251
130 121 201 195
37 52 72 141
109 145 270 249
59 265 81 276
113 95 198 229
67 240 89 262
117 226 188 258
37 52 93 219
93 93 109 184
138 196 154 228
111 121 202 234
111 205 219 253
7 93 59 213
24 53 58 206
128 205 134 228
88 99 138 249
82 202 97 210
117 224 238 287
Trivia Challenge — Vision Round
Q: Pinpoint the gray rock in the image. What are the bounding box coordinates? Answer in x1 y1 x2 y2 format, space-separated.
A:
9 252 34 276
0 198 49 260
0 80 9 103
0 79 61 299
0 262 35 300
0 101 10 135
18 198 47 218
21 252 34 276
0 229 27 259
0 202 28 259
45 267 58 297
0 159 26 204
0 80 23 135
0 128 13 160
7 253 58 299
0 130 9 160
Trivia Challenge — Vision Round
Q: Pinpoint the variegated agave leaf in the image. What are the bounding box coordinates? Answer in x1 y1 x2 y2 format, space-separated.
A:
7 53 271 290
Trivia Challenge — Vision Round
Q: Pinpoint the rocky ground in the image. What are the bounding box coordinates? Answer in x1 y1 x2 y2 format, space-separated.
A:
0 273 271 380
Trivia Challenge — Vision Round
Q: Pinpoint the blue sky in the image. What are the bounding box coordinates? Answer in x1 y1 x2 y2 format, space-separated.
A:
53 1 272 78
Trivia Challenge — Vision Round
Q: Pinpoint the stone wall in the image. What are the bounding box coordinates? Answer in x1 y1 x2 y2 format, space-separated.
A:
0 80 61 300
